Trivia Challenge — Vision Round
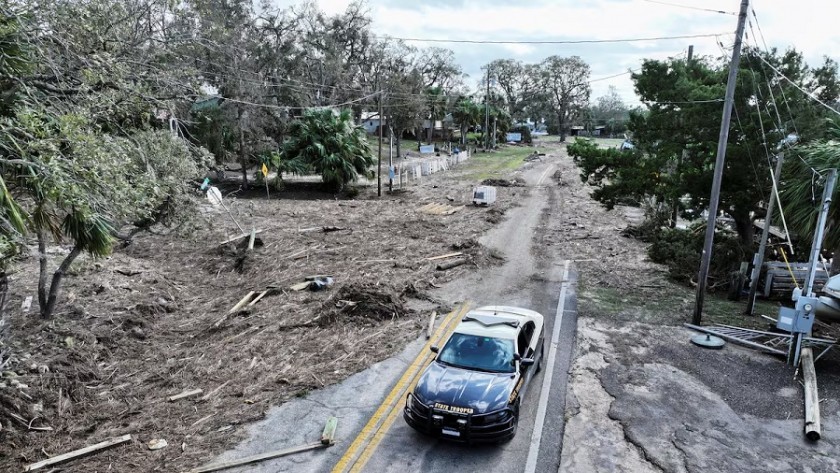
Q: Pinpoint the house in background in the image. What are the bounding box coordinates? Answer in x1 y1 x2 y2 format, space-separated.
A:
360 111 383 134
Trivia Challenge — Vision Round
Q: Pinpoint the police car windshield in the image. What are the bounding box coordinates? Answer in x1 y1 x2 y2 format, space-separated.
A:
437 333 515 373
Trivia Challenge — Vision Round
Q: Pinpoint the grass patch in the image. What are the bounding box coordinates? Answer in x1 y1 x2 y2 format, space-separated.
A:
460 144 541 181
579 282 779 329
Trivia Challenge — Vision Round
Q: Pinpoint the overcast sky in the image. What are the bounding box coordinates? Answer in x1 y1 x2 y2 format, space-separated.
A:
313 0 840 106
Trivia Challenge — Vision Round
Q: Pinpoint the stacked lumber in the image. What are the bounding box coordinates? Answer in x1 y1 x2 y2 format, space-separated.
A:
761 261 828 298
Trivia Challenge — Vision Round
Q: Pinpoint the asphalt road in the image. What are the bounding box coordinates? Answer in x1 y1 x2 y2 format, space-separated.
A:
208 155 579 473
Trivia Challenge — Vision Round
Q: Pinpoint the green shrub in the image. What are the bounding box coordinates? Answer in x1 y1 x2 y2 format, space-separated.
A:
648 222 746 290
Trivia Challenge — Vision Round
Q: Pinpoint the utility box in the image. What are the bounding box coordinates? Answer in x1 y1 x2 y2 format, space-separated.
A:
472 186 497 206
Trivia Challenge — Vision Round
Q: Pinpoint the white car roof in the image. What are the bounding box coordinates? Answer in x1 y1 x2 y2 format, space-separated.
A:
453 306 544 339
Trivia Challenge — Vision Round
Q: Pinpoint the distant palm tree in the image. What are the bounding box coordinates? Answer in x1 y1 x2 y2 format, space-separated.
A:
780 125 840 273
283 109 374 191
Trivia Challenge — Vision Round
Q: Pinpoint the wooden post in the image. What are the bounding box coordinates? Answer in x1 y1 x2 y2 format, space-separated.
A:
801 347 821 441
321 416 338 445
25 434 132 471
247 228 256 251
426 311 437 339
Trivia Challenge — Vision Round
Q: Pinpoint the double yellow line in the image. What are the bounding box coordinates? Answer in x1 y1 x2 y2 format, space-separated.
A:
331 302 472 473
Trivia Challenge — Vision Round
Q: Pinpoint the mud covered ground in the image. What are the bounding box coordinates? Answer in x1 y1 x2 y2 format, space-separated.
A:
0 152 534 471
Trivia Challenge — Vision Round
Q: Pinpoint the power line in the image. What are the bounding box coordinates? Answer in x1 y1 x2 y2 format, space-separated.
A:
639 0 737 15
389 32 727 45
754 54 840 119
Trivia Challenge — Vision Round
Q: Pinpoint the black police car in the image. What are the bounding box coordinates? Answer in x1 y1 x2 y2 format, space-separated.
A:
404 306 545 443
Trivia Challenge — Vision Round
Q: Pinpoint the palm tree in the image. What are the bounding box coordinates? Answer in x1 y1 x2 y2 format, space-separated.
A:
283 109 374 191
780 125 840 274
452 97 480 146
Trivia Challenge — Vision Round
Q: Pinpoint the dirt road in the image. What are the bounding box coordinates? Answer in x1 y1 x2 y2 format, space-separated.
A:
208 147 579 472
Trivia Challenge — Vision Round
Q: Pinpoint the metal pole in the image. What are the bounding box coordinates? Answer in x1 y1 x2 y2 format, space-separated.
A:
377 90 383 197
485 66 490 150
804 169 837 296
746 152 785 315
693 0 751 325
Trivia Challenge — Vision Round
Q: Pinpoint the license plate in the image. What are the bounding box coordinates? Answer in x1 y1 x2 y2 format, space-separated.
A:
441 428 460 437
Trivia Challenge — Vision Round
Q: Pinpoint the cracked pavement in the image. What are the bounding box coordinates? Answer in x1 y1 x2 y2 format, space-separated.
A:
561 318 840 473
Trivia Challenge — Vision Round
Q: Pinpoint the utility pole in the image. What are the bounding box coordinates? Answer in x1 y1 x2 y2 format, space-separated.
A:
745 153 784 315
377 90 383 197
485 66 491 150
693 0 751 324
671 44 694 228
492 117 497 148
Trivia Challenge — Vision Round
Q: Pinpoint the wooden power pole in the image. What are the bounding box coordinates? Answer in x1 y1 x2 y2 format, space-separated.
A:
485 66 491 150
377 90 383 197
671 45 693 228
693 0 751 324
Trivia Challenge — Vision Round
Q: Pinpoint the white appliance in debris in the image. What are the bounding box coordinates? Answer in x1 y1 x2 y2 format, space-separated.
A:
472 186 497 206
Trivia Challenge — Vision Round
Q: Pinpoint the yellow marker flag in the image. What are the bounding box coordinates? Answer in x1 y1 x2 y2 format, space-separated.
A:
261 163 269 177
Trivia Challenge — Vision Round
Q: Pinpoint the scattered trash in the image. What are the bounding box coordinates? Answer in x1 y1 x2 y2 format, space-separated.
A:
147 439 168 450
309 276 334 292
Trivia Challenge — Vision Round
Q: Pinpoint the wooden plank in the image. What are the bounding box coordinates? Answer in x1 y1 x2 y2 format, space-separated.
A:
186 442 328 473
247 290 270 307
321 417 338 445
24 434 132 471
426 311 437 339
290 281 311 291
247 229 256 251
802 347 821 441
424 252 463 261
228 291 256 314
168 389 204 402
436 258 467 271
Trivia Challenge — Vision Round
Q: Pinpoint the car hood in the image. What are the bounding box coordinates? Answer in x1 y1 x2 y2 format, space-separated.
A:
414 361 515 414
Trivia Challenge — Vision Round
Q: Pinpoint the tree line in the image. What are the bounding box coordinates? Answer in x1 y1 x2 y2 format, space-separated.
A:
569 46 840 284
0 0 624 320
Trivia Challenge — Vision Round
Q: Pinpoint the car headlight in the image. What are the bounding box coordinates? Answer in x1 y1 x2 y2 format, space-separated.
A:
482 409 511 424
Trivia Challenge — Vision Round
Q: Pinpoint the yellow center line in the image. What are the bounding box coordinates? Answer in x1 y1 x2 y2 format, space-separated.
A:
331 302 471 473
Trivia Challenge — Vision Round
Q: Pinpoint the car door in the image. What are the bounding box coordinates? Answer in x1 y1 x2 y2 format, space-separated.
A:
516 321 537 399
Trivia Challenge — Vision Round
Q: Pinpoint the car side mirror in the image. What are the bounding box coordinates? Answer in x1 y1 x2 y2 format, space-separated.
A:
513 353 521 361
520 358 535 367
430 346 439 353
